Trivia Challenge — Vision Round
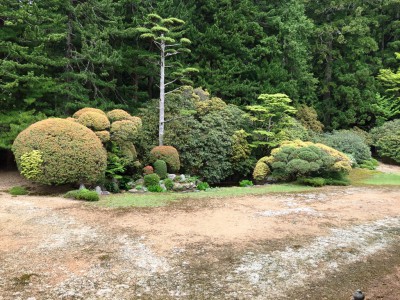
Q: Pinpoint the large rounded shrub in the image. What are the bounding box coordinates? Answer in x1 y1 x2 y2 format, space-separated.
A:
107 109 134 122
253 140 352 182
370 119 400 164
110 120 141 142
12 118 107 185
73 107 106 118
150 146 180 173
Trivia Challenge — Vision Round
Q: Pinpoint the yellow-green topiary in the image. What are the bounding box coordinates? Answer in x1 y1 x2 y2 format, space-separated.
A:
12 118 107 185
95 130 111 143
73 107 107 118
253 159 271 181
107 109 134 122
150 145 180 173
77 111 110 131
110 120 141 142
195 97 227 115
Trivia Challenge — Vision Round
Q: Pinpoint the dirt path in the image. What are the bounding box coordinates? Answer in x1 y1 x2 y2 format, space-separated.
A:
0 172 400 299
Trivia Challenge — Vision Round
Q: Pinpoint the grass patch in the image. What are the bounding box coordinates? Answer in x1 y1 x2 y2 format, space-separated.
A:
349 168 400 186
95 184 313 208
9 186 29 196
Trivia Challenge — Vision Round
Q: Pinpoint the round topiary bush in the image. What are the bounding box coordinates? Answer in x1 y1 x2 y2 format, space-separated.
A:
144 173 160 187
95 130 111 143
149 146 180 173
73 107 106 118
12 118 107 185
110 120 141 142
370 119 400 164
107 109 134 122
77 111 110 131
153 159 167 179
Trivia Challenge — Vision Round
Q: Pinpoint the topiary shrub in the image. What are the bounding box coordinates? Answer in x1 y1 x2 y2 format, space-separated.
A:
107 109 134 122
12 118 107 185
144 173 160 187
64 189 99 201
110 120 141 142
149 146 180 173
253 140 352 182
196 182 210 191
143 165 154 175
164 178 174 190
153 159 167 179
77 111 110 131
95 130 111 143
370 119 400 164
316 130 372 165
73 107 107 118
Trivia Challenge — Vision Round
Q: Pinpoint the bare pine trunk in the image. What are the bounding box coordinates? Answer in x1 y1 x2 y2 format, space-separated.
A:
159 36 165 146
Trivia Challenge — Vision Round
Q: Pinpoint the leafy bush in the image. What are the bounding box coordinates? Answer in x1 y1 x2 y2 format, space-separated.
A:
150 146 181 173
110 120 141 142
77 111 110 131
12 118 107 185
370 119 400 164
19 150 43 180
316 130 372 165
253 157 272 181
239 180 253 187
360 158 379 170
72 107 107 118
296 105 324 133
104 180 120 193
147 185 164 193
143 165 154 175
253 140 352 182
197 182 210 191
164 178 174 190
9 186 28 196
153 159 167 179
64 189 99 201
144 173 160 187
297 177 326 187
107 109 134 122
95 131 111 143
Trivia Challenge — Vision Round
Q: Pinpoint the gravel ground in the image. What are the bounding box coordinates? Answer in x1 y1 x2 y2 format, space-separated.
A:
0 171 400 299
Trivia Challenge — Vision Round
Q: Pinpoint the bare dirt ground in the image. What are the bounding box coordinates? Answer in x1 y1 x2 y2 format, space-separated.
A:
0 168 400 299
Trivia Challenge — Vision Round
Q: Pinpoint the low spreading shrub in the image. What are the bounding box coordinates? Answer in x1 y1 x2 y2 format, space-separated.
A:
239 180 253 187
360 158 379 170
197 182 210 191
163 178 174 190
153 159 167 179
297 177 326 187
144 173 160 187
150 146 180 173
147 185 164 192
64 189 99 201
9 186 28 196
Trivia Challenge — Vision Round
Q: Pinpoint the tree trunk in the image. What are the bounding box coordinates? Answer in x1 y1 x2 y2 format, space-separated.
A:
159 35 165 146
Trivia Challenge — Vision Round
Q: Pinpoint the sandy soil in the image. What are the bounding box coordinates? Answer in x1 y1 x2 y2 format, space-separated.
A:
0 170 399 299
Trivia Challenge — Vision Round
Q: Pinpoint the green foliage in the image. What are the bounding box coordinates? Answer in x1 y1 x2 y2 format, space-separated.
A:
147 185 164 193
360 158 379 170
12 118 107 185
77 112 110 131
296 105 324 133
19 150 43 180
246 93 297 151
297 177 326 187
163 178 174 191
254 140 352 182
316 130 372 165
239 180 253 187
9 186 29 196
144 173 160 187
196 182 210 191
370 119 400 164
150 146 181 173
153 160 167 179
64 189 99 201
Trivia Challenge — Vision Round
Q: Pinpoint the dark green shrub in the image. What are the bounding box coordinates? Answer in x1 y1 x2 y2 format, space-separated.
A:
64 189 99 201
9 186 28 196
147 185 163 192
144 173 160 187
150 146 180 173
316 130 372 165
297 177 326 187
370 119 400 164
360 158 379 170
197 182 210 191
239 180 253 187
12 118 107 185
104 180 120 193
154 159 167 179
164 178 174 190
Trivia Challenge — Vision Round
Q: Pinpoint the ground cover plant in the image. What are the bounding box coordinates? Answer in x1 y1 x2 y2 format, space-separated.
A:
8 186 28 196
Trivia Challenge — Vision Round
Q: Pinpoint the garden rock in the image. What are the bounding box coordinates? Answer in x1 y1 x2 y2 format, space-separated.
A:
172 182 196 192
167 174 176 180
95 186 102 195
179 174 186 182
